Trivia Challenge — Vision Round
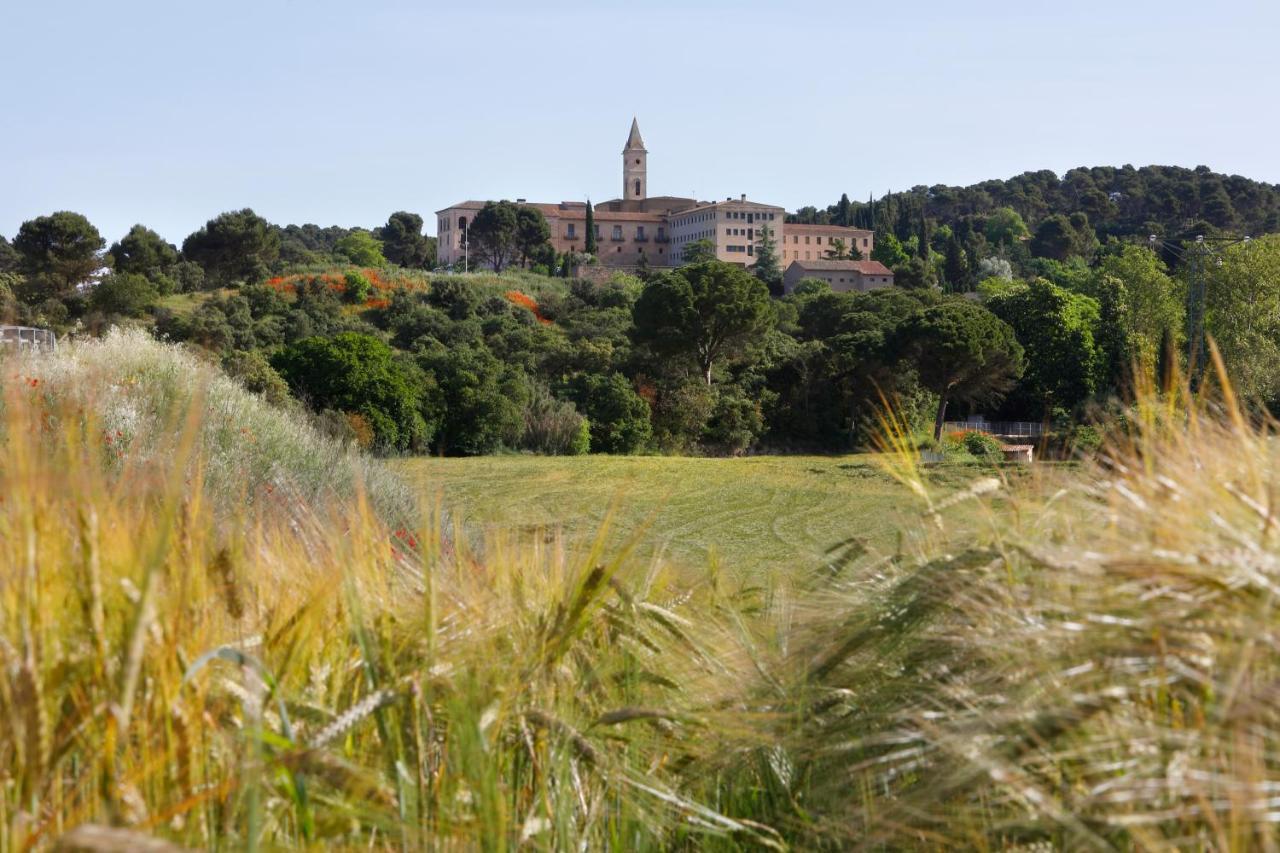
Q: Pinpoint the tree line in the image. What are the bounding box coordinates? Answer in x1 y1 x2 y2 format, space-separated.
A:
3 189 1279 457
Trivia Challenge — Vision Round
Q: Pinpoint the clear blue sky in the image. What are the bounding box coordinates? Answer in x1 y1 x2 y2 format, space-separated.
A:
3 0 1277 246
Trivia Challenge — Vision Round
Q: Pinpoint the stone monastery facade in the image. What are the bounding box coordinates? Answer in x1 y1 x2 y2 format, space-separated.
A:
436 119 874 271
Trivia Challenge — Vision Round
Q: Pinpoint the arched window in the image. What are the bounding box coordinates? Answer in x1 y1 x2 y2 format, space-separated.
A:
634 179 641 197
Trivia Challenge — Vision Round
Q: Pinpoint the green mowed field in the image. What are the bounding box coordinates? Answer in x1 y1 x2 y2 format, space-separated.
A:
397 454 987 579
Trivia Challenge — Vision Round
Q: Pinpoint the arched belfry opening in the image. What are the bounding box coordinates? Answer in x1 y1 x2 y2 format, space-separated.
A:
623 117 647 202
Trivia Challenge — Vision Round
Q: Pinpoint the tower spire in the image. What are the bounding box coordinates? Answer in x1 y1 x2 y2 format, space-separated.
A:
624 117 646 152
622 118 648 200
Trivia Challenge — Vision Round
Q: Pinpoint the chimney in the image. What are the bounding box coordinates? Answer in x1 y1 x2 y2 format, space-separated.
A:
740 194 746 202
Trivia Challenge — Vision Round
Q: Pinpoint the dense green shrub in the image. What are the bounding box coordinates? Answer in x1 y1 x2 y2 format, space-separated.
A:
568 372 652 454
962 429 1004 460
222 349 291 406
343 270 373 303
703 386 764 455
91 272 159 317
419 344 526 455
271 332 428 453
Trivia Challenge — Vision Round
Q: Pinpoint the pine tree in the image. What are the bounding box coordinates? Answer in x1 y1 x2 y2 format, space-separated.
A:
753 223 783 296
585 200 597 255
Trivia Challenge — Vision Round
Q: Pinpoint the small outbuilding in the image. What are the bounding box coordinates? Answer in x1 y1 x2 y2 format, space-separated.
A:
782 259 895 294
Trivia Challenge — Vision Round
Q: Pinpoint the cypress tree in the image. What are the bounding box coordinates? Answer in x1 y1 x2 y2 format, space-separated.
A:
585 200 597 255
836 193 851 227
917 208 931 261
943 233 968 292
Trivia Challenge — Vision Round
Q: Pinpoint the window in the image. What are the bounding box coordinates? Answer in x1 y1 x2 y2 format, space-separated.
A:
612 225 623 241
636 226 645 239
634 179 641 197
793 236 798 243
863 238 869 247
805 251 811 260
747 244 754 256
566 223 576 238
805 236 810 245
747 213 754 223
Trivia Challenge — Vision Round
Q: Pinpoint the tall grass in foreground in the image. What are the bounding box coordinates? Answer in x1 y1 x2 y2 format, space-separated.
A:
5 331 1280 849
706 357 1280 849
0 335 779 850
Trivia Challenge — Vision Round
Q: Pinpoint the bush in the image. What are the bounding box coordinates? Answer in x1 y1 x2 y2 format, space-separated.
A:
343 270 373 303
91 271 159 317
521 385 590 455
703 386 763 455
271 332 428 453
568 372 652 454
222 349 291 406
962 429 1003 460
419 344 526 455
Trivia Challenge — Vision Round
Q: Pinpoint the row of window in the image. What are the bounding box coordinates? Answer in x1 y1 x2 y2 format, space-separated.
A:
725 210 776 223
726 245 754 255
564 224 665 240
793 234 872 247
726 228 753 238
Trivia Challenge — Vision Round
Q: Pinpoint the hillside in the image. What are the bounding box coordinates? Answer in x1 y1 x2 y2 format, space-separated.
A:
794 164 1280 243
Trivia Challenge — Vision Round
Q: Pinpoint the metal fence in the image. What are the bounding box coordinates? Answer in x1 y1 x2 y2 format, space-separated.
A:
942 420 1044 438
0 325 57 353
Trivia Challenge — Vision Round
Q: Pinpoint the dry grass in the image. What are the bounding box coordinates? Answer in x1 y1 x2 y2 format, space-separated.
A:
0 335 779 850
4 333 1280 850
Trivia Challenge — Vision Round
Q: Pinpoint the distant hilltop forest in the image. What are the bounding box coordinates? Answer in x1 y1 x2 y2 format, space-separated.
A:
792 164 1280 250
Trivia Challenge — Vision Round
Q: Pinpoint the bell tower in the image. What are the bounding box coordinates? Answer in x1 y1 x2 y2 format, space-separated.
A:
622 117 647 201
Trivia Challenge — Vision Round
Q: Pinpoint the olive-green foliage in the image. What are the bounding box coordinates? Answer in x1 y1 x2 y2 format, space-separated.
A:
702 386 764 455
1091 244 1182 369
109 224 179 283
222 349 291 406
961 429 1003 459
987 278 1102 417
13 210 105 296
90 271 159 317
419 343 527 455
377 211 435 269
182 208 280 286
896 298 1025 439
343 270 373 303
568 372 652 454
632 260 773 385
272 332 428 453
0 234 20 273
334 229 386 267
1201 234 1280 402
521 385 590 456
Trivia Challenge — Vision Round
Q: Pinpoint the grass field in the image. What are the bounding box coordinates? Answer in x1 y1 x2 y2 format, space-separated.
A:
398 454 990 579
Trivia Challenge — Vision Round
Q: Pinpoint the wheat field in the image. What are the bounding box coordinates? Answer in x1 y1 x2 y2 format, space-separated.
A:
3 333 1280 849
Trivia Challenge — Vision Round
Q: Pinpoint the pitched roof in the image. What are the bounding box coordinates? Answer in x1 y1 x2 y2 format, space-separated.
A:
784 223 873 235
786 259 894 275
623 117 646 152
